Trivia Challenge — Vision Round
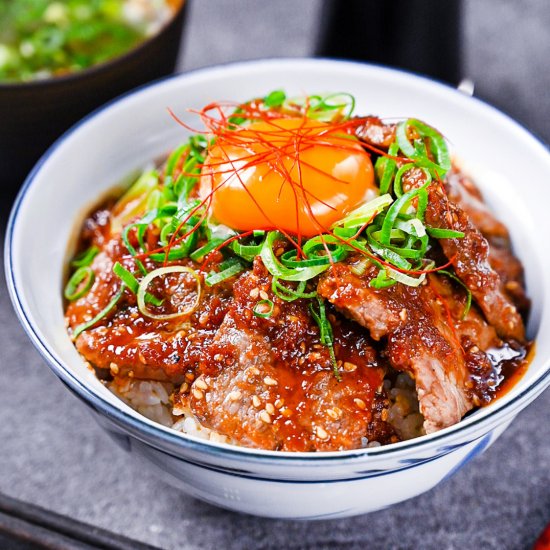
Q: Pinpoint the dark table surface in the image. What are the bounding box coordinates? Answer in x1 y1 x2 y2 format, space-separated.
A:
1 1 549 549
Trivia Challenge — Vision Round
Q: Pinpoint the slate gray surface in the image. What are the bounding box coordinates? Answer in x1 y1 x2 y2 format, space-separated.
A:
1 1 549 549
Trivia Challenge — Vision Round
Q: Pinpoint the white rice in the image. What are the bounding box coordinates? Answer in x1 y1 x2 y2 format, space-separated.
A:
108 371 424 446
109 378 231 443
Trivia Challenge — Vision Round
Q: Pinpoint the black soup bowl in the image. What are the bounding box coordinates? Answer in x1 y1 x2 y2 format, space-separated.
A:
0 0 188 192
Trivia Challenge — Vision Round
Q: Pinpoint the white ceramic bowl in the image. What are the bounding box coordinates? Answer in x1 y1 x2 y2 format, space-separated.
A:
5 59 550 519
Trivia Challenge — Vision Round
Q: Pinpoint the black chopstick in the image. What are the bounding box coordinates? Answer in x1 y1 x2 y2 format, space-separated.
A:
0 491 161 550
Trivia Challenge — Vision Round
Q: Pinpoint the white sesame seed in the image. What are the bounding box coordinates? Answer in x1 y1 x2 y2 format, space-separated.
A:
250 367 260 376
228 390 242 401
332 406 343 418
199 312 209 325
265 403 275 415
259 290 269 300
264 376 278 386
326 408 338 420
399 308 408 322
343 361 357 372
354 398 367 410
180 382 189 393
252 395 261 408
195 378 208 390
259 410 272 424
192 388 204 400
274 399 284 409
109 362 119 374
249 287 260 299
315 427 329 440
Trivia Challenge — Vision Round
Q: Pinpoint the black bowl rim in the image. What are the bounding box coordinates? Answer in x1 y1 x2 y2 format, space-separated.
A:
5 58 550 467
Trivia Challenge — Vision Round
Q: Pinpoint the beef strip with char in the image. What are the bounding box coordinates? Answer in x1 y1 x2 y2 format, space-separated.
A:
68 228 397 450
178 259 396 451
424 182 525 342
318 261 505 433
445 167 530 316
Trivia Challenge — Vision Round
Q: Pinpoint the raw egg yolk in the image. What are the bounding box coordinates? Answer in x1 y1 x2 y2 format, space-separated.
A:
200 117 375 236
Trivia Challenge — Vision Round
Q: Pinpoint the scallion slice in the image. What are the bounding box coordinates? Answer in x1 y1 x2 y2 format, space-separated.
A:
309 296 340 380
386 267 427 287
231 232 266 262
333 194 393 229
396 118 451 177
72 285 126 339
64 266 95 301
260 232 330 282
253 299 274 318
426 227 466 239
271 278 317 302
71 246 99 268
438 269 472 319
205 260 245 286
112 262 162 306
375 141 400 195
264 90 286 107
190 238 226 262
137 266 201 320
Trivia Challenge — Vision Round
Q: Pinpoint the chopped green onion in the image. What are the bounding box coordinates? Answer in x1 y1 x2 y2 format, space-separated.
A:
426 227 466 239
231 232 266 262
395 118 451 177
375 141 400 195
253 299 274 318
349 258 371 277
71 246 99 268
379 184 430 246
113 262 139 292
149 230 198 262
165 143 188 179
64 266 95 301
271 278 317 302
309 296 340 380
112 262 162 306
369 269 396 289
438 269 472 319
280 241 347 268
333 194 393 229
306 92 356 121
73 285 126 339
385 266 427 287
137 266 201 320
190 238 226 262
260 232 330 282
393 164 432 198
111 170 160 234
264 90 286 107
205 260 245 286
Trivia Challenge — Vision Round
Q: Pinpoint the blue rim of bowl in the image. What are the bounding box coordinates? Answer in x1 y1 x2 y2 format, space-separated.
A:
5 58 550 466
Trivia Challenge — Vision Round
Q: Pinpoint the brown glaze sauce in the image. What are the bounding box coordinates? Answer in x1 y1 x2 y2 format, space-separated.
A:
64 124 534 450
